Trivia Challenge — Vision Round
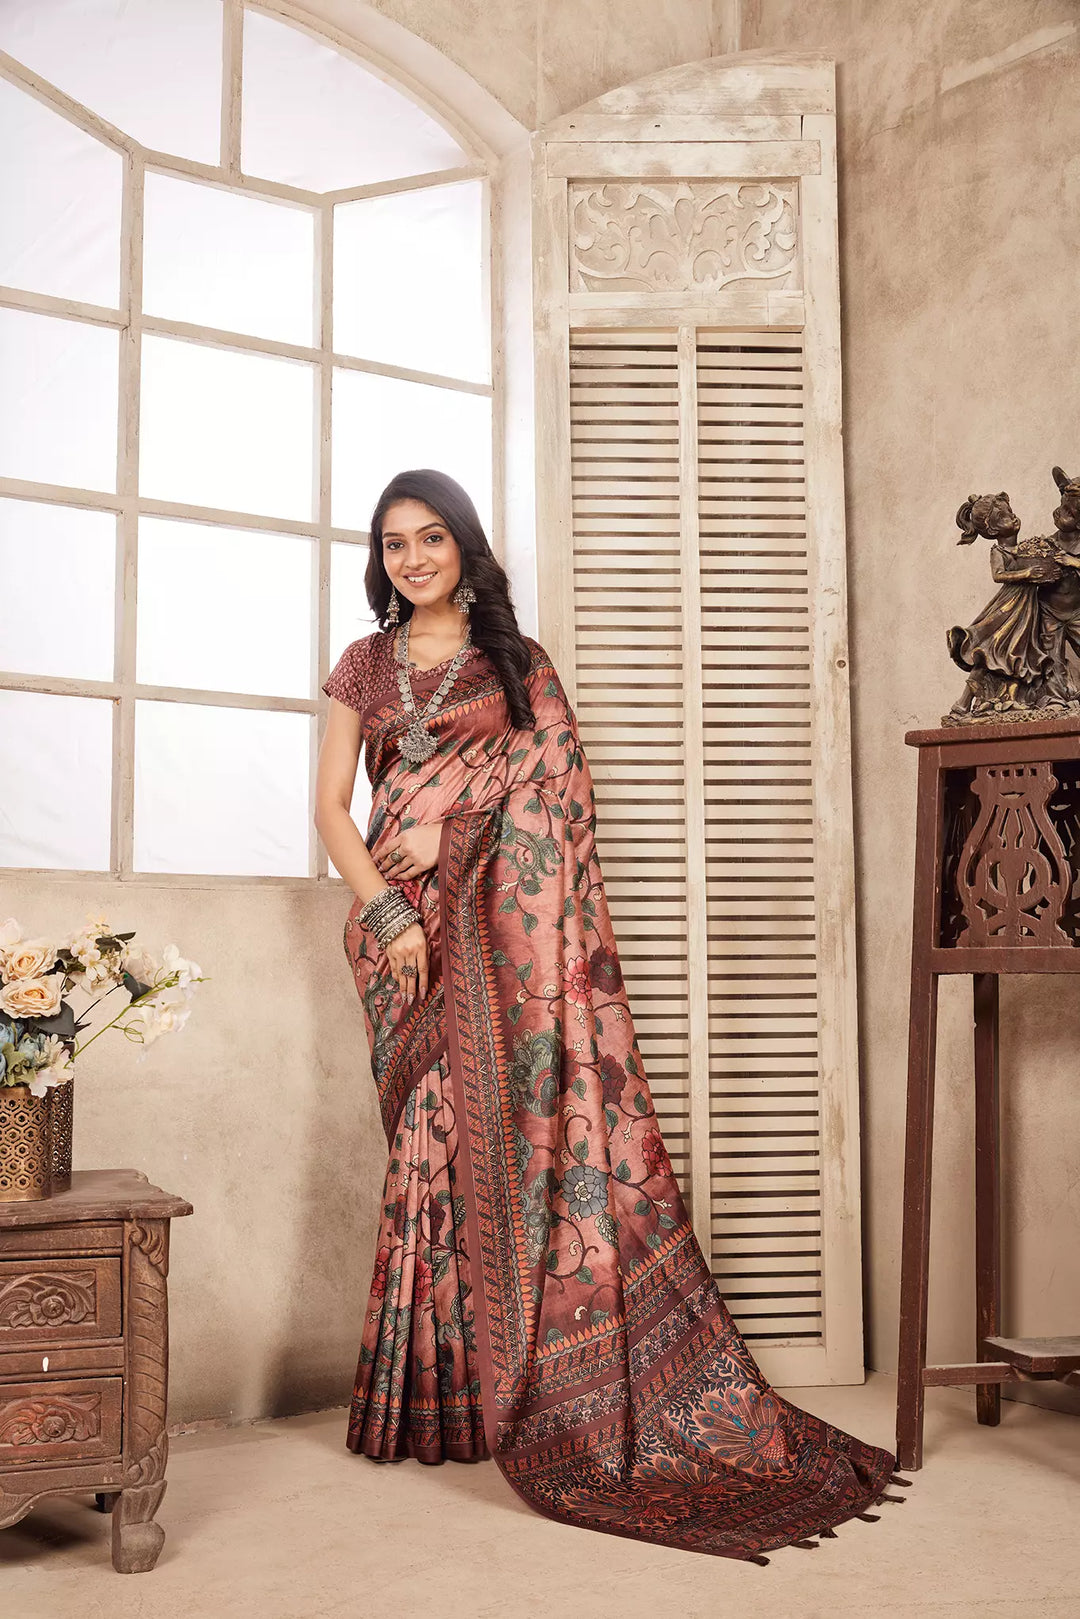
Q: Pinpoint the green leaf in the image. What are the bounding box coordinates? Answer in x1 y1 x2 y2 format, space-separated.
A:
595 1209 619 1247
507 1002 523 1023
575 1265 593 1284
614 1160 630 1182
499 894 517 913
571 1076 587 1100
570 799 583 818
533 729 549 745
658 1212 677 1230
435 1188 452 1205
544 679 558 697
550 801 564 818
545 1251 559 1273
492 949 509 967
517 960 533 981
625 1051 639 1076
603 1105 618 1131
590 1308 611 1325
523 795 541 813
530 761 546 782
509 747 528 764
634 1092 648 1115
564 897 575 917
522 911 538 935
420 1090 439 1111
545 1325 563 1343
647 1232 663 1250
572 1136 588 1164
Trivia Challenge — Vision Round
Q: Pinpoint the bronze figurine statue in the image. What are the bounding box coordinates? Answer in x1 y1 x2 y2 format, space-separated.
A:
945 467 1080 724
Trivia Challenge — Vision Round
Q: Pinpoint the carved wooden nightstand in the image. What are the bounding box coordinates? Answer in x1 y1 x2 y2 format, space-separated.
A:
0 1168 192 1572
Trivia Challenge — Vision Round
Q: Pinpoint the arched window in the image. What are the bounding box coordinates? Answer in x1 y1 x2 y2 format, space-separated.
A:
0 0 493 880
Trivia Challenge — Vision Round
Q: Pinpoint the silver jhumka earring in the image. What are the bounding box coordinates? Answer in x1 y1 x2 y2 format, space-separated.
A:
385 586 401 625
452 576 477 609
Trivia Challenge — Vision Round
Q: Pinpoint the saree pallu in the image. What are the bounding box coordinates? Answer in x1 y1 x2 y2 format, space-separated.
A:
340 631 900 1562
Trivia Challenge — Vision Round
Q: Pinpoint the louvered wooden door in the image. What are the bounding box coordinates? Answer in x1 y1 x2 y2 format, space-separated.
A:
534 58 863 1385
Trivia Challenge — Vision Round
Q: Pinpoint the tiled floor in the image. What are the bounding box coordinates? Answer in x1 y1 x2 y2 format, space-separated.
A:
2 1373 1077 1619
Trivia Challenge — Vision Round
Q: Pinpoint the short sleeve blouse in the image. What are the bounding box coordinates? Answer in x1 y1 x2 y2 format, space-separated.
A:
322 635 375 715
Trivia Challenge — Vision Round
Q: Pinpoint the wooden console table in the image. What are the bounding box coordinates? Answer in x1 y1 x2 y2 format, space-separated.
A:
897 716 1080 1469
0 1169 192 1572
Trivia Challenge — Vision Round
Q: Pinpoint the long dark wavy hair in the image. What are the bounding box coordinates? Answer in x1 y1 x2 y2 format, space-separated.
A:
365 469 536 730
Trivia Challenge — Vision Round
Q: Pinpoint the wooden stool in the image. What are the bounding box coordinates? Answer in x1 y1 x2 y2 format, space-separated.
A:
896 716 1080 1469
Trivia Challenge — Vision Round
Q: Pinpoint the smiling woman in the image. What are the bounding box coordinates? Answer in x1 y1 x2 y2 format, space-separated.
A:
312 468 903 1564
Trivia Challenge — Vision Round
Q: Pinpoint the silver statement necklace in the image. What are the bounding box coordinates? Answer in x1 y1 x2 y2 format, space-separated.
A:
393 618 473 764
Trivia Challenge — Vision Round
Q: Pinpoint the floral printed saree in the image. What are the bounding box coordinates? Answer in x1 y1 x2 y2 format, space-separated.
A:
323 629 901 1563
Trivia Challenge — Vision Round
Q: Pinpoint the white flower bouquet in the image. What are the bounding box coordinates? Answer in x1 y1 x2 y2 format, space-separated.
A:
0 913 207 1096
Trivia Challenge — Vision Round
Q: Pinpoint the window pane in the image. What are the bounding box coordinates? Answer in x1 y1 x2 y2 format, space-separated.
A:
0 308 118 491
0 0 222 162
330 540 378 666
331 370 491 533
241 8 467 192
334 182 487 382
143 172 316 346
0 76 122 308
134 702 312 876
137 518 314 698
0 690 112 869
140 336 315 521
0 499 115 680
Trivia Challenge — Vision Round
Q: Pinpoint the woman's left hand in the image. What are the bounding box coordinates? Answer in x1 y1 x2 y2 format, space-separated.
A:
378 821 443 880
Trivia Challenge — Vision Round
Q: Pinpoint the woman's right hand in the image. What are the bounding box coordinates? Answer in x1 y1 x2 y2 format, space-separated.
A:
386 921 428 1004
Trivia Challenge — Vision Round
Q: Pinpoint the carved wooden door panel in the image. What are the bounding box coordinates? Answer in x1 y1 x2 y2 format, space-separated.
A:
533 57 863 1385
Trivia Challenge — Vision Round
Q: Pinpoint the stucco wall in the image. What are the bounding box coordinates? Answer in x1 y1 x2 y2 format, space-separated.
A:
739 0 1080 1380
13 1 1078 1424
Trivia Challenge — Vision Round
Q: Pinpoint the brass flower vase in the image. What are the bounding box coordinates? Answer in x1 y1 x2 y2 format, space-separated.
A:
48 1077 74 1193
0 1084 53 1201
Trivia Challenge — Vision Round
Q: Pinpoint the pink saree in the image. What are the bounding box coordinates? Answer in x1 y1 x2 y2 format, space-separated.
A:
323 629 901 1562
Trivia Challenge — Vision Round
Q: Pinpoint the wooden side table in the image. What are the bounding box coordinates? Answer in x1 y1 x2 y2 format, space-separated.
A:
897 715 1080 1470
0 1169 192 1572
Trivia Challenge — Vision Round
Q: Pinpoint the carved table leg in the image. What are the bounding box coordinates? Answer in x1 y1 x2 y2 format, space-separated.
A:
973 972 1002 1425
111 1481 167 1573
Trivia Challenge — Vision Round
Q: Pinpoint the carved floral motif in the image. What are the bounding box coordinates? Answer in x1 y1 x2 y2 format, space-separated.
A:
0 1392 100 1447
0 1270 96 1331
569 182 799 294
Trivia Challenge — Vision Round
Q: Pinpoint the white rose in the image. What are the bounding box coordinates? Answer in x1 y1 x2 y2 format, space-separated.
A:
0 917 24 975
4 938 60 982
0 973 65 1019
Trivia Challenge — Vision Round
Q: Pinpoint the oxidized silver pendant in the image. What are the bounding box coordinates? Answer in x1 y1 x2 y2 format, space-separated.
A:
401 721 437 763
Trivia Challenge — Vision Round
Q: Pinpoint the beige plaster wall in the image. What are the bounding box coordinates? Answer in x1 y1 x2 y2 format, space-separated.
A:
5 0 734 1429
14 0 1078 1426
740 0 1080 1378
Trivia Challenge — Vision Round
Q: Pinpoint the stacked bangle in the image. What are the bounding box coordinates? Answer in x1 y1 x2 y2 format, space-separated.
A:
358 885 421 950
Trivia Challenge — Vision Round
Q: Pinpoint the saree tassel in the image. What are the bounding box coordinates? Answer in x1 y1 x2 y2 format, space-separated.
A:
818 1526 838 1539
878 1492 907 1504
890 1471 913 1486
749 1554 771 1567
856 1511 881 1522
792 1539 819 1550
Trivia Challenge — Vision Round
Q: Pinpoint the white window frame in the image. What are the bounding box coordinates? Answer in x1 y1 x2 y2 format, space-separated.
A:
0 0 500 887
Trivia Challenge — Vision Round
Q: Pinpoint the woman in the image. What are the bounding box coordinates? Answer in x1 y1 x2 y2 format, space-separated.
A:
314 469 903 1564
